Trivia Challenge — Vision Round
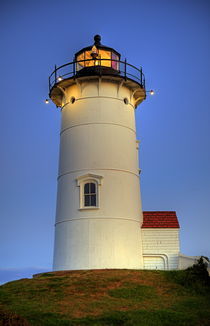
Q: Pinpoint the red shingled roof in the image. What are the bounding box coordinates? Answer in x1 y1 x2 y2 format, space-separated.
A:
142 211 180 228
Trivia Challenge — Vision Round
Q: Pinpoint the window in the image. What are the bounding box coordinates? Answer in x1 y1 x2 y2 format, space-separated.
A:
84 182 96 207
76 173 103 210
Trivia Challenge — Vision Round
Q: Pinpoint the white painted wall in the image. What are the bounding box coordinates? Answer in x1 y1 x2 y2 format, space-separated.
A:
178 254 200 270
52 77 145 270
141 228 180 270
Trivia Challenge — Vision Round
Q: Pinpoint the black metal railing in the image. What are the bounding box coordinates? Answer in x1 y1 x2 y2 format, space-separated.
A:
49 59 146 92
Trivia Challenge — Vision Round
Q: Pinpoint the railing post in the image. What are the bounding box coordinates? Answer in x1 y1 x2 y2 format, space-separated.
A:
73 59 76 79
54 64 57 84
124 58 127 80
49 76 51 92
140 67 143 86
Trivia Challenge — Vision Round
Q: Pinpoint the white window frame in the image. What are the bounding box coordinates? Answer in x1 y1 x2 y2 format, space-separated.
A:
76 173 103 210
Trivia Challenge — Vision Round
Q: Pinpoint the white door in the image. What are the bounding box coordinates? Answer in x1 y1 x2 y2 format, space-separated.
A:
143 256 165 270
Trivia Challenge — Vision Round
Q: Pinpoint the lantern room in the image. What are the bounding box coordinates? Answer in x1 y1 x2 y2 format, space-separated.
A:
75 35 120 72
49 35 146 107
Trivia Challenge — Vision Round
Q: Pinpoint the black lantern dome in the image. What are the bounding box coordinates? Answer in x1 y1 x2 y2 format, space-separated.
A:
75 35 121 75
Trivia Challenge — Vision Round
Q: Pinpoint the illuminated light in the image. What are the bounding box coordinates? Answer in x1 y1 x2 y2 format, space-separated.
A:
150 90 155 95
45 99 49 104
91 45 98 59
57 76 63 82
76 48 117 69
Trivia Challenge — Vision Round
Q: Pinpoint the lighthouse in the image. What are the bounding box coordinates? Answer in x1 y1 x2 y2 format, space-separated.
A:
49 35 146 271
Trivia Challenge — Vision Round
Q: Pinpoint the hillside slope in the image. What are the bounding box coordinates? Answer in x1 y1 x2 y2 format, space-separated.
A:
0 269 210 326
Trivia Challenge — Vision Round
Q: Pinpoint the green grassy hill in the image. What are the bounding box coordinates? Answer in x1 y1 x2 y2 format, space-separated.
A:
0 268 210 326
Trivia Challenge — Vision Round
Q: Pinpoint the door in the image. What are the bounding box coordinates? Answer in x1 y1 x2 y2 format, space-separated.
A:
143 256 165 270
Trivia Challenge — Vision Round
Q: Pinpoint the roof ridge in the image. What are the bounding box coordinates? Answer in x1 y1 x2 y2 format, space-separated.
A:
143 211 176 213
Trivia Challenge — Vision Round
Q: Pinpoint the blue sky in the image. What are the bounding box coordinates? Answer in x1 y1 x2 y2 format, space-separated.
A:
1 0 210 284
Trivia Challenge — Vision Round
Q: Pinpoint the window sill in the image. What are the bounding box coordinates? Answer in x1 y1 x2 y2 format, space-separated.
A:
79 207 99 211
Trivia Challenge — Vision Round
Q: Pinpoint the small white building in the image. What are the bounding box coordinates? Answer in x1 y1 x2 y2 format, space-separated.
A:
141 211 180 270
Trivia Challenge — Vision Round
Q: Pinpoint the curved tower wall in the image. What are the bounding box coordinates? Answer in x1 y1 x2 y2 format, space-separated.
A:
53 78 144 270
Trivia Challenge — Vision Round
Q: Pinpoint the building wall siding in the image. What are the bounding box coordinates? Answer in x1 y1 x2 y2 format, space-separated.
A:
141 228 180 270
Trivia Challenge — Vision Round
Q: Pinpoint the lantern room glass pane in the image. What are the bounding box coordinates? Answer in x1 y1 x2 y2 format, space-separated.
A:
98 50 111 67
111 52 119 70
84 51 94 67
76 52 85 70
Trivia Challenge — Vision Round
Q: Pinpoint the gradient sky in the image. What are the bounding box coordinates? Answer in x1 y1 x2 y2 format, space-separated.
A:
1 0 210 284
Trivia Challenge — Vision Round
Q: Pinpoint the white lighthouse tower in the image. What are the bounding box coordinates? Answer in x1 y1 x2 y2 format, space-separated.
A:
49 35 146 270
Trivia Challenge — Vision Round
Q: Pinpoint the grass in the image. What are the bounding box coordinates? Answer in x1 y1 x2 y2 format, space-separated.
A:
108 283 156 301
0 269 210 326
